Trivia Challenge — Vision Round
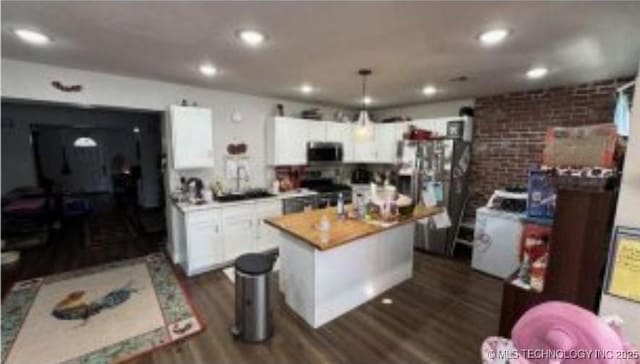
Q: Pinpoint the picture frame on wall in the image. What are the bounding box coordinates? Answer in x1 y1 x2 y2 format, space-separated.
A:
604 225 640 303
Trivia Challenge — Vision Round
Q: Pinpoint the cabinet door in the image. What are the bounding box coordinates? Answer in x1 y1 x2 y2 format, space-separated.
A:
326 122 344 142
274 117 308 165
187 223 222 271
352 140 377 163
375 123 398 164
171 106 214 169
185 209 223 274
223 206 256 261
307 121 327 142
255 200 282 251
327 122 354 162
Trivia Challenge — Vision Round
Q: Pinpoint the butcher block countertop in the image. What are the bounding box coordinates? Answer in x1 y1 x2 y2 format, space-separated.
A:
264 205 442 251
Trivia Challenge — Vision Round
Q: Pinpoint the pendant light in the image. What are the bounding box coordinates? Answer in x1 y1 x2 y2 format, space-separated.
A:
353 68 375 143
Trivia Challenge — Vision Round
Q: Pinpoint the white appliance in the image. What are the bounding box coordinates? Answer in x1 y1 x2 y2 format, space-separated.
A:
471 207 524 279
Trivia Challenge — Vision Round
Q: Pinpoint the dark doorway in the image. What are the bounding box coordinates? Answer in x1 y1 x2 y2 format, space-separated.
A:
1 100 165 287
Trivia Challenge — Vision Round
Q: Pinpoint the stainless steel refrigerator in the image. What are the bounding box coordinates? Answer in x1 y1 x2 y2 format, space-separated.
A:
396 138 471 255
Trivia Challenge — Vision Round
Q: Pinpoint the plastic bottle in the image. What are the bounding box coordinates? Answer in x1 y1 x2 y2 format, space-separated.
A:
337 192 345 218
319 213 331 246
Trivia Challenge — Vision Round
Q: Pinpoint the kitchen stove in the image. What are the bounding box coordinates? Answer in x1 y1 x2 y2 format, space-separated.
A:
300 178 352 207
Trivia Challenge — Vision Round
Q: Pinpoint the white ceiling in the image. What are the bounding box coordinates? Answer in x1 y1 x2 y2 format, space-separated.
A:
2 1 640 109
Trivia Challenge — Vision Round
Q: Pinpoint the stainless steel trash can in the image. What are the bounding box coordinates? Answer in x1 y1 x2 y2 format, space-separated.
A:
231 253 275 342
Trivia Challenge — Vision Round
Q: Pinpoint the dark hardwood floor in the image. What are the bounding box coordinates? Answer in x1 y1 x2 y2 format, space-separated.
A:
1 194 163 296
2 206 503 364
133 252 502 364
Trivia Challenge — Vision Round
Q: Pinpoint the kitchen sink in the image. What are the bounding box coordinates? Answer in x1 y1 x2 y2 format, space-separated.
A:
214 190 276 203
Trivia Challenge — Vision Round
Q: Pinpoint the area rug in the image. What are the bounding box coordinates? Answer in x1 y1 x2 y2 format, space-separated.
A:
1 253 204 364
84 211 137 247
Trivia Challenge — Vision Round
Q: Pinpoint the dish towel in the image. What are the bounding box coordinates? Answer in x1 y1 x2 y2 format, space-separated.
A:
614 92 631 137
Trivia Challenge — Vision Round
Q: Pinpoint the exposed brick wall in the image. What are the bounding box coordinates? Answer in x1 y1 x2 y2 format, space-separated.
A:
466 77 634 217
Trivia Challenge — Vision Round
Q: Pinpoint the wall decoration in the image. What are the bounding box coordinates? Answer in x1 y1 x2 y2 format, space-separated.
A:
231 111 243 123
226 142 248 155
605 226 640 303
51 81 83 93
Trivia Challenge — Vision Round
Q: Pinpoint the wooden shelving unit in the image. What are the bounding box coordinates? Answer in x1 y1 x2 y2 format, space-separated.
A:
498 189 616 336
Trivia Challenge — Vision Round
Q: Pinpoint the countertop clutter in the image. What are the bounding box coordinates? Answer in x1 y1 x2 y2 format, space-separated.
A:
172 189 318 213
265 204 442 250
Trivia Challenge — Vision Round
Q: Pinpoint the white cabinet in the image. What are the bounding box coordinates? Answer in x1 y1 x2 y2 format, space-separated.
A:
375 123 398 164
175 199 283 276
352 138 377 163
222 205 256 261
266 117 308 165
307 121 327 142
169 105 214 169
327 122 354 162
255 200 283 252
184 209 223 275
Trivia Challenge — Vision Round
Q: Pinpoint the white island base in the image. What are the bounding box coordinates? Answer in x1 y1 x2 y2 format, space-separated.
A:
278 224 414 328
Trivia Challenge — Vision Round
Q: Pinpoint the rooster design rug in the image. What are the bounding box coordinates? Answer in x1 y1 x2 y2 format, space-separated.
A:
1 254 204 364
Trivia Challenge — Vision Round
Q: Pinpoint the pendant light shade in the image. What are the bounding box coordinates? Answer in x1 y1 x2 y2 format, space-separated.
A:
353 69 375 143
354 110 374 142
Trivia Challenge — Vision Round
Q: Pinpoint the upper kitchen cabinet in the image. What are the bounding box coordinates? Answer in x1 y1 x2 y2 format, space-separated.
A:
307 121 327 142
169 105 214 169
266 117 308 165
327 122 354 162
375 123 400 164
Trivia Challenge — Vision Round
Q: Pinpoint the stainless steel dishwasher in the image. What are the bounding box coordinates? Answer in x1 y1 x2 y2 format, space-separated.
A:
282 195 318 214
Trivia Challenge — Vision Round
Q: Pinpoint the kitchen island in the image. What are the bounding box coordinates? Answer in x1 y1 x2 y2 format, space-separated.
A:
265 205 442 328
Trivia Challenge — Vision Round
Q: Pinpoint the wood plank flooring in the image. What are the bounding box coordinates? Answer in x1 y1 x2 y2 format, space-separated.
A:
2 209 503 364
134 252 502 364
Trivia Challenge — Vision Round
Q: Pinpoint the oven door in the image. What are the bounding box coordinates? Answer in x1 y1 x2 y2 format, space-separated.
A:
307 142 343 163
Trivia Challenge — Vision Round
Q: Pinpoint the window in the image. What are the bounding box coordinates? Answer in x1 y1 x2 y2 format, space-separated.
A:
73 136 98 148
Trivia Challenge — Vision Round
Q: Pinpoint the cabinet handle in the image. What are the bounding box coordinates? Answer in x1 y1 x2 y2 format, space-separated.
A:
215 225 219 233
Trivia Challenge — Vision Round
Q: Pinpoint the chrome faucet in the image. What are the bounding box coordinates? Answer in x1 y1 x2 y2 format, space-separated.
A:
236 164 249 193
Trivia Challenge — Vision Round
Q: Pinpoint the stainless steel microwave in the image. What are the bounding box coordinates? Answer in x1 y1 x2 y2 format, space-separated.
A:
307 142 343 163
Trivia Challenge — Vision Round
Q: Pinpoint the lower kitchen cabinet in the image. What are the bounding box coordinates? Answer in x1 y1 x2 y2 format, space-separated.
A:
222 205 256 261
255 200 282 251
183 209 224 275
174 199 283 276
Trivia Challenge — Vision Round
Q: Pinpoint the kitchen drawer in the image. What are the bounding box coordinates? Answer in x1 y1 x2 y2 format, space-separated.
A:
222 204 255 220
255 200 282 217
186 209 220 227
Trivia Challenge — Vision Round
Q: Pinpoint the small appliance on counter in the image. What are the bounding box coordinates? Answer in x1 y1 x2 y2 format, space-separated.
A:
178 176 206 204
351 165 372 184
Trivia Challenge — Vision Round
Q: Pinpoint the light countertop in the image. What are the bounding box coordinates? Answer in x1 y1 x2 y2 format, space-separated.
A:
264 204 442 251
172 189 318 213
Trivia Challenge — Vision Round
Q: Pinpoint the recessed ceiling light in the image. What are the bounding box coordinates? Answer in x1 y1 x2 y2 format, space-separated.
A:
362 96 372 105
527 67 548 79
422 85 437 96
14 28 51 45
381 298 393 305
133 127 140 133
300 84 313 94
199 64 217 77
478 28 510 46
238 29 266 47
